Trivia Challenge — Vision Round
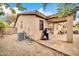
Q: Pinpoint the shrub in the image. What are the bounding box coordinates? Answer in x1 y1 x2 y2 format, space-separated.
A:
0 19 10 30
75 22 79 29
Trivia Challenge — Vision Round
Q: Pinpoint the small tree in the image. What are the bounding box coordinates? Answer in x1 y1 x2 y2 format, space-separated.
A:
42 3 48 10
7 15 16 23
11 9 16 15
0 3 9 16
0 20 5 37
0 20 9 32
16 3 26 11
0 20 5 29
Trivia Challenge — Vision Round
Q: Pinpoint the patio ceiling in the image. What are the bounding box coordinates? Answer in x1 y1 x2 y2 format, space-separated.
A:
47 17 67 23
47 12 75 23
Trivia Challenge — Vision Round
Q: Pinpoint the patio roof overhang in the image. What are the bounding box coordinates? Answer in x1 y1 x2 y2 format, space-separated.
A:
17 11 47 19
48 19 67 23
47 12 75 23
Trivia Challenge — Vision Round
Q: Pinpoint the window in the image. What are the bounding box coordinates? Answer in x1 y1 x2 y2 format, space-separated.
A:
39 20 44 30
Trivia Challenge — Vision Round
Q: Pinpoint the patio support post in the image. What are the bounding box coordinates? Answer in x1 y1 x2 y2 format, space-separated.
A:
67 15 73 43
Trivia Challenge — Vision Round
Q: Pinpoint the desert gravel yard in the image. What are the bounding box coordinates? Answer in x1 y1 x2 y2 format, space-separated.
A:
0 34 64 56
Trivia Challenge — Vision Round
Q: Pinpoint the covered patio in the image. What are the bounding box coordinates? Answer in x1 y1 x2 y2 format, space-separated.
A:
31 14 79 55
31 4 79 55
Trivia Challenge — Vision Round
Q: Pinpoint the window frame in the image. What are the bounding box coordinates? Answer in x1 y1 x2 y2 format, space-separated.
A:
39 20 44 30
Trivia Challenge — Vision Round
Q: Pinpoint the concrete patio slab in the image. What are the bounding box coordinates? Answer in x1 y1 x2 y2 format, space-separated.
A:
33 34 79 56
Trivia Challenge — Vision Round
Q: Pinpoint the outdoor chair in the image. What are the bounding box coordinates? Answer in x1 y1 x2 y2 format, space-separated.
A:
58 31 64 34
40 32 47 40
73 30 79 34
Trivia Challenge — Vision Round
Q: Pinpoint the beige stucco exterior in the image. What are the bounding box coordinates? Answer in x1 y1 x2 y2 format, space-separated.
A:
15 11 74 42
34 15 49 40
15 15 49 40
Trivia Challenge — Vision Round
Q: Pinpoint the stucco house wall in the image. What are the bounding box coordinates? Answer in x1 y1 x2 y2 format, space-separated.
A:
15 14 49 40
34 15 49 40
15 11 74 41
16 15 35 39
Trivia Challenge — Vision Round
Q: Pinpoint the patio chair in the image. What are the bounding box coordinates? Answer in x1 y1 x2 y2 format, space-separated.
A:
73 30 79 34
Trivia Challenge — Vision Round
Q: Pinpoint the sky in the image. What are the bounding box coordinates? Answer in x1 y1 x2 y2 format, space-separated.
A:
8 3 79 22
9 3 58 16
0 3 79 23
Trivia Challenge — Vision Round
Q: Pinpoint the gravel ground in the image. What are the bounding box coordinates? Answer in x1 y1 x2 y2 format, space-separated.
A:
0 34 64 56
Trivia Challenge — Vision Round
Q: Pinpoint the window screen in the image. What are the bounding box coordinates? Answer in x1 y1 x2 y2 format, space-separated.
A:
39 20 44 30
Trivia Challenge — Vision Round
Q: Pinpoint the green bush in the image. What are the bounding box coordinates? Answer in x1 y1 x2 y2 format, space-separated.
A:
0 20 10 30
0 20 5 28
75 22 79 29
0 12 4 16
